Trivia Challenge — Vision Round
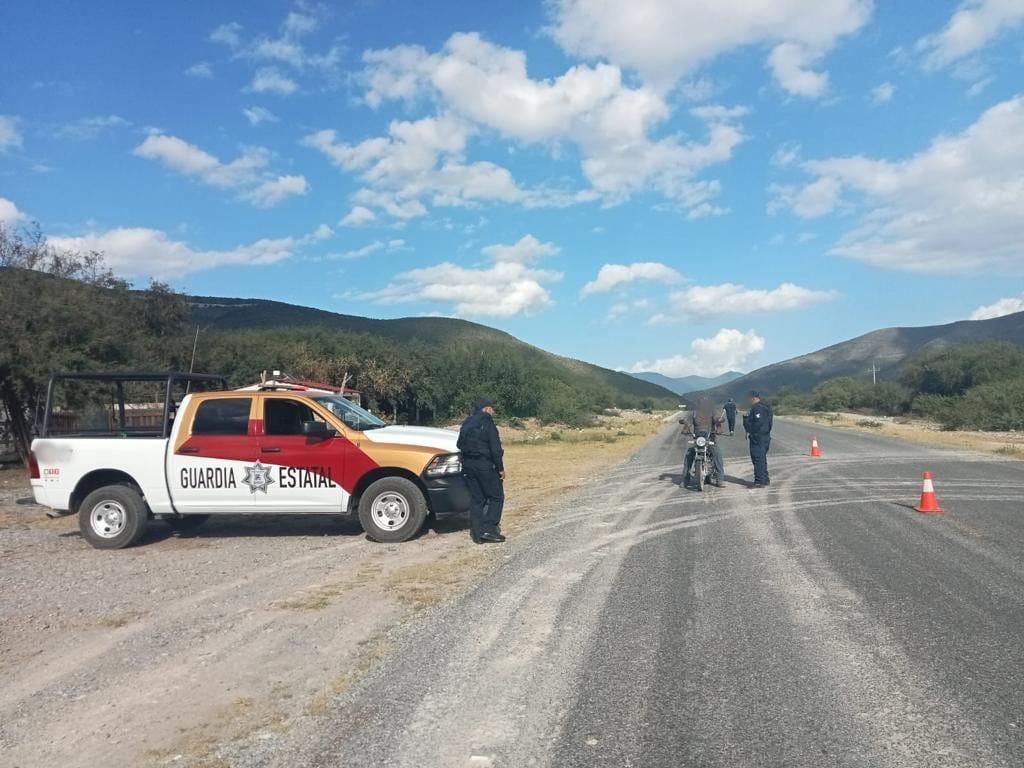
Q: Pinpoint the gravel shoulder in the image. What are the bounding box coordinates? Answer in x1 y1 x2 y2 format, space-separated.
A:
0 411 664 768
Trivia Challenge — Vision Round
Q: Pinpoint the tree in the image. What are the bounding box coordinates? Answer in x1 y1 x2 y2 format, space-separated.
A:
0 223 190 463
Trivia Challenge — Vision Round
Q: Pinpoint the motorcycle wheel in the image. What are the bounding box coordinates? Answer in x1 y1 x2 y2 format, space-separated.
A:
696 460 705 492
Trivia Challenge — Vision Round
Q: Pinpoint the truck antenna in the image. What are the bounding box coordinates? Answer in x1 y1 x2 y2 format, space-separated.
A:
188 325 201 374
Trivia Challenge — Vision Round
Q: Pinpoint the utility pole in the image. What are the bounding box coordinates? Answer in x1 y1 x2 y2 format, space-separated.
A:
870 363 879 385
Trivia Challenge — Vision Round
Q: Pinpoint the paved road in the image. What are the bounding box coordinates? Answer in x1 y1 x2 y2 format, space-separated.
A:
260 419 1024 768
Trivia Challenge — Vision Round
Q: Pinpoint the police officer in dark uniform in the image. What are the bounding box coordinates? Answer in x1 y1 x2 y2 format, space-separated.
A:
742 390 773 488
457 397 506 543
724 398 738 435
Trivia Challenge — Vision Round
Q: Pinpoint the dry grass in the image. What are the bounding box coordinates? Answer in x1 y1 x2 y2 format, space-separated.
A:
273 562 385 611
305 634 393 717
95 611 145 629
146 693 288 767
787 412 1024 460
385 549 487 609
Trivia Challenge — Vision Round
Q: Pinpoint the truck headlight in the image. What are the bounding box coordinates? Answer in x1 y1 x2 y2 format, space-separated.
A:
425 453 462 477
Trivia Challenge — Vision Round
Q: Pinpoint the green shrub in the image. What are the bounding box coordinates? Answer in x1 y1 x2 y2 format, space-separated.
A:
940 378 1024 431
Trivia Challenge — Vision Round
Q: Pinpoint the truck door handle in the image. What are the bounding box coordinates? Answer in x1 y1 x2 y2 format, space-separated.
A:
261 447 281 453
180 447 200 454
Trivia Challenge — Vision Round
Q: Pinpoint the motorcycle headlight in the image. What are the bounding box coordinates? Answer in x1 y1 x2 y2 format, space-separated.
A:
695 436 707 448
425 453 462 477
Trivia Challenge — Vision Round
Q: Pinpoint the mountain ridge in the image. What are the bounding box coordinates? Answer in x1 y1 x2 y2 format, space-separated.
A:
630 370 744 395
693 311 1024 402
186 293 679 403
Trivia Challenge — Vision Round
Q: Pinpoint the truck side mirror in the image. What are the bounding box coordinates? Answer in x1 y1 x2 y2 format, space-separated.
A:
301 420 336 439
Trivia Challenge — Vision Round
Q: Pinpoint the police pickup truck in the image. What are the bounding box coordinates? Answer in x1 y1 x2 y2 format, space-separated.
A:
29 372 470 548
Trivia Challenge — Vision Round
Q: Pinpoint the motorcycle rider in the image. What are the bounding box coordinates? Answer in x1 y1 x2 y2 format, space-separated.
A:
682 395 725 488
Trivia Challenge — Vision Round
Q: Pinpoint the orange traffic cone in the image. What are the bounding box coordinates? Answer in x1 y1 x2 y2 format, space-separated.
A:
810 436 821 457
915 471 944 513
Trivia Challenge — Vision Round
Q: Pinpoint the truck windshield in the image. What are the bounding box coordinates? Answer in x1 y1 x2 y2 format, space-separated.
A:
311 395 387 431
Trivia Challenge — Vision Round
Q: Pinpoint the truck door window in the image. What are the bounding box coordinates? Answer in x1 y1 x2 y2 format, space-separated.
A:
192 398 251 436
264 399 323 435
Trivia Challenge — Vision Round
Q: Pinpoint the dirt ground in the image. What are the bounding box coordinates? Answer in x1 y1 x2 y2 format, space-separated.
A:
0 410 667 768
785 411 1024 459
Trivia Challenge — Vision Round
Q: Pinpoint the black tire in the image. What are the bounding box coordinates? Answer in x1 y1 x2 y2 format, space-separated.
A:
163 514 210 532
78 484 149 550
696 460 705 492
357 476 428 543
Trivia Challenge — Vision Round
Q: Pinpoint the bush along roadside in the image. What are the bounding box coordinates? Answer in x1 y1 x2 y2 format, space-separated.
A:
771 341 1024 432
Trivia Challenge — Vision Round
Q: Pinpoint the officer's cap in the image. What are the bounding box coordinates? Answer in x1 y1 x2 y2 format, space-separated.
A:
749 390 761 399
474 397 495 411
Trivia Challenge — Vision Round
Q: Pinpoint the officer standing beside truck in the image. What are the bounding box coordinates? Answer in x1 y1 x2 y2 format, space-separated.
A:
743 391 773 488
457 397 506 544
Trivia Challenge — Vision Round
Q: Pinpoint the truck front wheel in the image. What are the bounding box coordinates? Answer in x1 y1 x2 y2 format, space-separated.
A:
79 485 149 550
358 477 428 543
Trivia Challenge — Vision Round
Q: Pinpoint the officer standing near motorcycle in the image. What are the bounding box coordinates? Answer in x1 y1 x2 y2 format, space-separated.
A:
742 391 773 488
457 397 506 543
724 398 738 435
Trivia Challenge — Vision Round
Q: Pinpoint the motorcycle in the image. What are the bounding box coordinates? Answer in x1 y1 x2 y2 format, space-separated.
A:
686 430 720 492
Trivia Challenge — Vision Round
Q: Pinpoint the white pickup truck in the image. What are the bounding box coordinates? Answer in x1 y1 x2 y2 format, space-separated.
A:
29 372 470 548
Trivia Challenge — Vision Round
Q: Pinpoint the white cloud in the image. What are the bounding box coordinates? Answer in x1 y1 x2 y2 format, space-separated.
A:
607 298 651 320
653 282 837 321
970 295 1024 320
360 234 561 317
47 227 307 278
242 106 279 125
332 239 406 260
185 62 214 79
54 114 131 140
241 10 340 72
778 96 1024 272
767 42 830 98
242 174 309 207
967 76 994 97
210 22 243 48
770 142 802 167
305 115 526 219
768 177 843 218
0 196 27 225
246 67 299 95
133 133 307 207
548 0 871 97
0 115 23 153
870 81 896 104
340 206 376 227
581 262 683 295
628 329 765 377
357 34 748 216
301 224 334 244
480 234 559 263
917 0 1024 70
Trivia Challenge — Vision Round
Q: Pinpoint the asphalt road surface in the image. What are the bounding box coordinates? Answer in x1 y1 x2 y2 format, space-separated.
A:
260 418 1024 768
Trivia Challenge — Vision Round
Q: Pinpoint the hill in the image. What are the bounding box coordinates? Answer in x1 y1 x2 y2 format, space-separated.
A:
188 294 677 406
630 370 743 395
696 311 1024 402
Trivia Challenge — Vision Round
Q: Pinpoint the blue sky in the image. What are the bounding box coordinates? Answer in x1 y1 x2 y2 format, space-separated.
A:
2 0 1023 378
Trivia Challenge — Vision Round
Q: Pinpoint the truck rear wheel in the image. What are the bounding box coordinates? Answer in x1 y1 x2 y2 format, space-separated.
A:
358 477 427 543
79 484 149 549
